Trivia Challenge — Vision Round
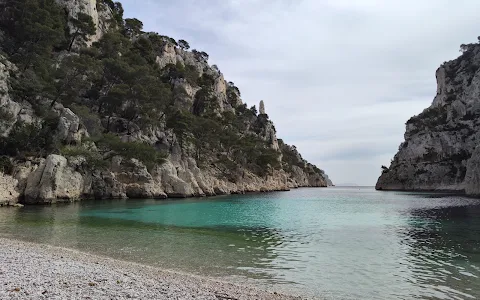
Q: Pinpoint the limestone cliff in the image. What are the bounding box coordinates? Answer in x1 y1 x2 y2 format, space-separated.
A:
55 0 113 48
0 173 18 206
376 41 480 195
0 0 331 205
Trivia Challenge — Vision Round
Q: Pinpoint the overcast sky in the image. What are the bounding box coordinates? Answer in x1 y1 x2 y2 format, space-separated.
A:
122 0 480 186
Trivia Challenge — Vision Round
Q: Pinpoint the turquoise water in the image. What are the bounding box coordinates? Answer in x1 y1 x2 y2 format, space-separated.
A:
1 187 480 299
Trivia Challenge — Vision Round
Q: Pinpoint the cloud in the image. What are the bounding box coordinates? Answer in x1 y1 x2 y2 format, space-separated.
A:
121 0 480 185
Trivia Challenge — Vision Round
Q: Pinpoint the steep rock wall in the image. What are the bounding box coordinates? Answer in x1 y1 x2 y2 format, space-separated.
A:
376 45 480 194
0 2 331 204
0 173 19 205
55 0 112 48
156 43 237 114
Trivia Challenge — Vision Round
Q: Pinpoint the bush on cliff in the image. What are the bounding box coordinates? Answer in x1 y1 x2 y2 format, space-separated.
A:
93 134 167 169
61 145 109 170
0 0 326 182
0 117 59 157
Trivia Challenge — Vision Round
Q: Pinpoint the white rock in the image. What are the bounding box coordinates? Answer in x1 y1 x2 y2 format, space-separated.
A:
0 173 19 206
24 155 85 204
259 100 266 115
55 0 112 48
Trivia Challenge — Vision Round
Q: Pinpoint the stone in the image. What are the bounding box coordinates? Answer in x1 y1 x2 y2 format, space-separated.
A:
55 0 112 48
0 55 21 137
24 155 85 204
0 173 19 206
91 171 127 200
172 79 201 111
376 45 480 195
259 100 266 115
465 146 480 196
53 105 88 144
112 157 167 199
155 160 196 197
155 43 178 69
0 13 332 204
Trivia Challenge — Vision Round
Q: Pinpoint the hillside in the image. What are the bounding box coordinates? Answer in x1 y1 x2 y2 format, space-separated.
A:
376 38 480 196
0 0 331 205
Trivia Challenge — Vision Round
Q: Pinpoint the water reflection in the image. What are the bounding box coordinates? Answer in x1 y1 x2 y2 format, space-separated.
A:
0 201 289 283
401 204 480 299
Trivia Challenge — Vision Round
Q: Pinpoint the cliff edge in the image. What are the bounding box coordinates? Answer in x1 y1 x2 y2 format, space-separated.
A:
0 0 331 205
376 39 480 196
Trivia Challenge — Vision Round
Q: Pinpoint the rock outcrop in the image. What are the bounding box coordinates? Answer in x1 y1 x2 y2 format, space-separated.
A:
376 42 480 195
24 155 86 204
259 100 266 115
54 104 89 144
0 173 19 206
465 146 480 196
155 44 238 114
0 55 37 136
55 0 112 48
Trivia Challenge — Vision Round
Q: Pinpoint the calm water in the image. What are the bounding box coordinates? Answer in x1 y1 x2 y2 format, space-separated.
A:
1 187 480 299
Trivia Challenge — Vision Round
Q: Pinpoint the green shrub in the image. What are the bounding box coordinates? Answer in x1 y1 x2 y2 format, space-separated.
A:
69 104 103 138
61 145 109 169
381 165 389 174
95 134 167 169
406 105 448 130
0 116 60 157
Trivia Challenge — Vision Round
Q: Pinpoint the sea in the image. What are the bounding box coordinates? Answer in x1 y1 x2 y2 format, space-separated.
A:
1 187 479 299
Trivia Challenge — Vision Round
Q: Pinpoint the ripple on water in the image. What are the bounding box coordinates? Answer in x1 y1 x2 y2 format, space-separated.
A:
0 188 479 299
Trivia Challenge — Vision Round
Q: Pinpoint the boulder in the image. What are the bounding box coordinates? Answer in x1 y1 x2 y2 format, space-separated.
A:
24 155 85 204
53 104 88 144
111 157 167 199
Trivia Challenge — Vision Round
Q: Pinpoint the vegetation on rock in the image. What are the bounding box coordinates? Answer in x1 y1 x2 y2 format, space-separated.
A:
0 0 329 202
377 36 480 194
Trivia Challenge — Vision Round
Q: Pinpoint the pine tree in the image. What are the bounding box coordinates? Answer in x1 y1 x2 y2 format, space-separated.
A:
67 12 96 51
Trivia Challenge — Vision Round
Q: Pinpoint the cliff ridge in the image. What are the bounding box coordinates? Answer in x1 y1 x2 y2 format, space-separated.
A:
376 39 480 195
0 0 331 205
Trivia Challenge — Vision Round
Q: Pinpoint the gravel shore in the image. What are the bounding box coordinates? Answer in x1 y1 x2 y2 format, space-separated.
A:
0 238 301 300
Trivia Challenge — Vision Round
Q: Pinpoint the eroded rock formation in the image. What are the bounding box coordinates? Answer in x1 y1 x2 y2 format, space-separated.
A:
0 1 331 205
376 42 480 195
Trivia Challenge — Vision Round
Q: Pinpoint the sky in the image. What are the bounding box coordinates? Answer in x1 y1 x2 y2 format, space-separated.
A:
121 0 480 186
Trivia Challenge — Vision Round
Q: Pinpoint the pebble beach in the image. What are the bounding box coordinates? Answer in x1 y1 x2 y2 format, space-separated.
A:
0 238 300 300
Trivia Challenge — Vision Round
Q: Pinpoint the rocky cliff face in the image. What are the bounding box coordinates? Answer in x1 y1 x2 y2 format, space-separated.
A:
55 0 112 48
156 43 236 114
0 173 18 206
0 0 331 205
376 42 480 195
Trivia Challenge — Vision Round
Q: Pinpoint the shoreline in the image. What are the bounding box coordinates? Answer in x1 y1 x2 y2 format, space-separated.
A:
1 186 331 207
375 188 466 194
0 237 302 300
